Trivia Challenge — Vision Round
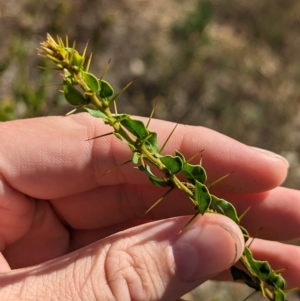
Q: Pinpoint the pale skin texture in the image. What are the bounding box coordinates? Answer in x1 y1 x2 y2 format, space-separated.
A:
0 113 299 300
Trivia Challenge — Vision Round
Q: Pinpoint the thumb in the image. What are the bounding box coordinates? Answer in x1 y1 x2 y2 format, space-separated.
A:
0 214 244 301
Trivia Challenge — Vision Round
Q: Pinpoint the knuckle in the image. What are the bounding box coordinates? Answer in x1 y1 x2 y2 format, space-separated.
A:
100 240 169 301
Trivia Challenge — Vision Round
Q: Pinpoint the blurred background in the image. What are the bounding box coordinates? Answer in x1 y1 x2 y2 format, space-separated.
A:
0 0 299 300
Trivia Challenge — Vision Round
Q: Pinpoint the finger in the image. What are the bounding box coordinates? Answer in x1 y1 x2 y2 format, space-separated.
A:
215 239 300 290
68 219 153 251
51 184 300 244
0 215 244 301
3 201 69 269
0 113 288 199
51 184 193 229
0 176 35 250
12 185 299 268
0 177 70 268
216 186 300 241
0 253 10 273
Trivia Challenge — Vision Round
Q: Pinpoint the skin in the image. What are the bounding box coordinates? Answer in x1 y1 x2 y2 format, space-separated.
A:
0 112 299 301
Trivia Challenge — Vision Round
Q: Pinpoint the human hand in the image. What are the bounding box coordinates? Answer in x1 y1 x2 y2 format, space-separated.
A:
0 113 298 301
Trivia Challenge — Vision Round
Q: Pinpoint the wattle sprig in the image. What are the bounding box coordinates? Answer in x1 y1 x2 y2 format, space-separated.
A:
38 33 289 301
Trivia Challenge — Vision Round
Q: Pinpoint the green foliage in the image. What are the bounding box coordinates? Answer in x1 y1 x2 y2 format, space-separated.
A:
176 150 207 184
145 132 158 152
194 180 211 214
182 162 207 185
160 155 183 174
38 34 290 301
84 107 108 121
210 195 239 224
120 117 149 140
81 71 100 93
233 247 287 301
137 165 169 187
99 80 114 102
63 80 87 106
172 0 214 39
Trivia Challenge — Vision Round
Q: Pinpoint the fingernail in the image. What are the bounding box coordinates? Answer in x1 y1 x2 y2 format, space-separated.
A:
171 221 243 282
251 147 289 168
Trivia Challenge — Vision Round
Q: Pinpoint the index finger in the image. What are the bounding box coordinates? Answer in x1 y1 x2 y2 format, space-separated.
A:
0 113 288 199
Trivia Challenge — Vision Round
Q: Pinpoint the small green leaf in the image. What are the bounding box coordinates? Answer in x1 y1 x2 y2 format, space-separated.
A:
113 132 124 141
182 162 207 184
99 80 114 101
145 132 158 152
84 107 108 121
231 266 259 290
120 117 149 140
113 133 136 151
63 80 86 106
64 71 76 85
137 164 156 177
149 176 170 187
111 113 128 122
137 165 169 187
239 225 250 243
194 181 211 214
160 155 183 174
132 152 140 164
244 247 271 280
81 71 100 92
266 271 286 290
127 143 137 152
70 49 84 68
210 195 240 223
175 150 186 162
273 289 285 301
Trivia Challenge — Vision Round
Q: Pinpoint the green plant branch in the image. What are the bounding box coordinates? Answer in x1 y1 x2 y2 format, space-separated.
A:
38 33 290 301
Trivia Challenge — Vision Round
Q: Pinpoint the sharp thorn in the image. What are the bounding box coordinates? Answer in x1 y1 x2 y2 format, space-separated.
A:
85 132 114 141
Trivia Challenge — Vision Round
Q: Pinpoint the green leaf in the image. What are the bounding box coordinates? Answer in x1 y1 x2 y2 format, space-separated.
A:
64 72 76 85
231 266 259 290
64 48 84 69
63 80 86 106
244 247 271 280
266 271 286 290
127 143 136 152
113 133 136 152
160 155 183 174
120 117 149 140
182 162 207 184
137 164 156 177
71 49 84 69
273 289 285 301
84 107 108 121
99 80 114 101
149 175 170 187
194 181 211 214
113 132 124 141
81 71 100 92
210 195 240 223
239 225 250 243
112 113 128 121
145 132 158 152
132 152 140 164
175 150 186 162
137 165 169 187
